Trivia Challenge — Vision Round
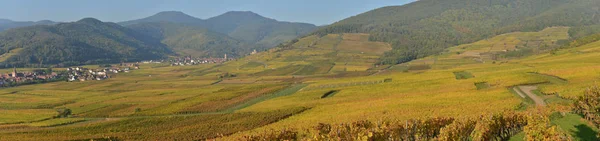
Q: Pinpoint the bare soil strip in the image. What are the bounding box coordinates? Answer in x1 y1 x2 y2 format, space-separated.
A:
512 87 526 98
516 86 546 106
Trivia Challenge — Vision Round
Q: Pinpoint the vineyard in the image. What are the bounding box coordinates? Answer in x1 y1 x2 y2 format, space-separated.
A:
1 28 600 140
241 110 574 141
301 79 389 91
0 108 308 140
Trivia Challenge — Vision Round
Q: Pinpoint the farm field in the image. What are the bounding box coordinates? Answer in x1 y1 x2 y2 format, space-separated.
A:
199 33 392 77
1 29 600 140
405 27 570 70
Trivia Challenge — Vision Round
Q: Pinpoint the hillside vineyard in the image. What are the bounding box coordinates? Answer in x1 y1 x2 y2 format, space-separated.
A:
1 0 600 140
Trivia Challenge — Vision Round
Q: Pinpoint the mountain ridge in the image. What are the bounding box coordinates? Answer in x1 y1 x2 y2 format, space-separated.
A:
0 18 171 67
120 11 317 57
0 19 57 31
119 11 204 26
311 0 600 64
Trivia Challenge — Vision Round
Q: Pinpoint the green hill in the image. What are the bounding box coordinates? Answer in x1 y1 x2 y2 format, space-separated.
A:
204 11 317 48
194 33 392 77
128 22 248 57
313 0 600 64
119 11 204 26
120 11 317 56
0 19 56 32
0 18 172 67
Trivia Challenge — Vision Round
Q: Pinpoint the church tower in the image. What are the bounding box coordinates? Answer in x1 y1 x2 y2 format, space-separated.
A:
12 67 17 78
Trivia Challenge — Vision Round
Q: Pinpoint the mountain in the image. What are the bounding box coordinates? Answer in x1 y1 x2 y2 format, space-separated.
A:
120 11 317 56
0 18 171 67
0 19 12 24
312 0 600 64
0 19 57 31
128 22 247 57
119 11 204 26
204 11 317 48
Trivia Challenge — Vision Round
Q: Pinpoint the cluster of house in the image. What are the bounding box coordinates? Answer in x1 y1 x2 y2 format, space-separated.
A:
141 60 163 64
169 54 233 66
0 68 59 85
67 64 139 82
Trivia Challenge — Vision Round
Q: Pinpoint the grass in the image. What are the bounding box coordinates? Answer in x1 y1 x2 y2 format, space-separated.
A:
508 113 597 141
551 113 599 141
552 113 598 141
528 72 568 85
474 82 490 90
509 132 526 141
454 71 474 80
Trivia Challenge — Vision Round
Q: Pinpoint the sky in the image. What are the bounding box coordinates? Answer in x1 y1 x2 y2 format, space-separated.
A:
0 0 415 25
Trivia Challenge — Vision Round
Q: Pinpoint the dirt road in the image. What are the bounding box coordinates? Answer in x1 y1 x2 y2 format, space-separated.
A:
514 86 546 106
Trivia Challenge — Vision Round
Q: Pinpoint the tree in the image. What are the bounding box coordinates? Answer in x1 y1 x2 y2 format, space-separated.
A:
55 108 72 118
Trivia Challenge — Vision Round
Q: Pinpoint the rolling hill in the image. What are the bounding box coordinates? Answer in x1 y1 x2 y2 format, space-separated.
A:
119 11 204 26
203 11 317 48
4 0 600 140
0 19 57 32
313 0 600 64
0 18 172 67
128 22 248 57
120 11 317 56
4 27 600 140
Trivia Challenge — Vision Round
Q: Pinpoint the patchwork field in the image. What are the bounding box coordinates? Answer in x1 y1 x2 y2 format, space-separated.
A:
200 33 392 77
405 27 570 70
1 29 600 140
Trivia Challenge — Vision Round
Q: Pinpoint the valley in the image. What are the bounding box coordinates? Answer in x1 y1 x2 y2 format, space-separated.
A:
2 0 600 140
1 27 600 140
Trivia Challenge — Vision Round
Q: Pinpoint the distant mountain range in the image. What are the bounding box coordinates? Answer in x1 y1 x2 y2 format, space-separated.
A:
0 11 317 66
0 18 171 67
128 22 247 57
121 11 317 56
3 0 600 67
0 19 57 32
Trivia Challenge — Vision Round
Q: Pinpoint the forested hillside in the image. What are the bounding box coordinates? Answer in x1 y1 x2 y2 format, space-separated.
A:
313 0 600 64
119 11 204 26
120 11 317 56
0 19 56 32
203 11 317 49
128 22 248 57
0 18 172 67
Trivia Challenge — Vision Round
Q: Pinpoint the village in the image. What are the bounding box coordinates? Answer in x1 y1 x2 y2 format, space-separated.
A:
67 63 140 82
0 68 60 87
169 54 233 66
0 54 236 86
0 54 233 86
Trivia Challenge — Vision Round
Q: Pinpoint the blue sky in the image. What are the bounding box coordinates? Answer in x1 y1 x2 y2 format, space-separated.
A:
0 0 415 25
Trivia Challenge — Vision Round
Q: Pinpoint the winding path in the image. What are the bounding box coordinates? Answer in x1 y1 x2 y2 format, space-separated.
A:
514 86 546 106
